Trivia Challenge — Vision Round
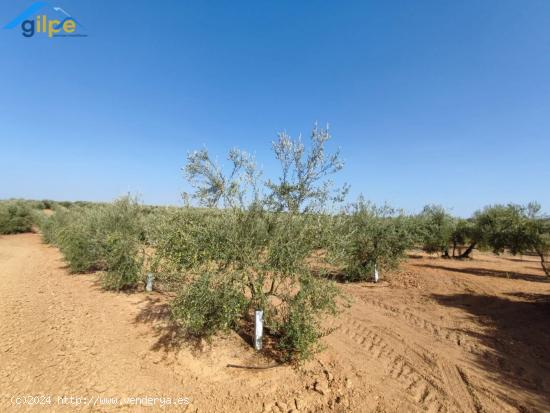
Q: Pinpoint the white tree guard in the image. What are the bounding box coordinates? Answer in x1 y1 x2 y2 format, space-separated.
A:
146 273 154 292
254 310 263 351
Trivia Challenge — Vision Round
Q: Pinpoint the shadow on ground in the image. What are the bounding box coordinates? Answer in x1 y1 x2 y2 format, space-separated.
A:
415 263 548 283
432 292 550 411
133 295 286 363
132 295 193 353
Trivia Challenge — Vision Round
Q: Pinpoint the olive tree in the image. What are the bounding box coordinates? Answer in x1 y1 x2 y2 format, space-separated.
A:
417 205 456 257
472 203 549 276
0 201 34 234
166 134 343 361
329 198 416 281
265 124 348 213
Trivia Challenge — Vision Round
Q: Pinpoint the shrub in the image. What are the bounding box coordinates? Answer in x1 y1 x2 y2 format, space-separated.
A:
277 274 340 361
39 197 145 289
37 206 71 244
162 208 341 360
329 199 415 281
417 205 456 256
171 273 248 337
31 200 46 209
149 208 223 275
42 199 54 209
102 232 143 290
56 208 105 272
278 306 319 361
473 203 550 276
157 143 343 360
0 201 34 234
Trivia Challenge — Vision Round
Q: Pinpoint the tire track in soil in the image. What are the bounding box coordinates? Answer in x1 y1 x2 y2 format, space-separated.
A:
359 294 547 410
328 292 531 413
438 360 480 413
328 315 453 413
360 297 479 354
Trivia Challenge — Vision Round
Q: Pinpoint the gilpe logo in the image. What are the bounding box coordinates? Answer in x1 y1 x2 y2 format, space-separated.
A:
4 2 87 38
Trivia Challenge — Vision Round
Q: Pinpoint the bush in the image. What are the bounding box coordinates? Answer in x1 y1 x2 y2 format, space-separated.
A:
161 208 341 361
170 139 348 361
37 206 71 244
171 273 248 337
153 203 341 360
38 197 145 289
473 203 550 276
417 205 455 256
278 306 319 361
277 274 340 361
0 201 34 234
329 199 415 281
102 232 143 290
149 208 224 276
55 208 105 272
42 199 54 209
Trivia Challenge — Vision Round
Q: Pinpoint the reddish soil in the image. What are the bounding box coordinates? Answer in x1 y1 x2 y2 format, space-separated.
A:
1 233 549 412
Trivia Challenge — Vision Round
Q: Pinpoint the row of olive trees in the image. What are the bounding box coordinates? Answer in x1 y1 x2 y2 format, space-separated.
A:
37 198 146 290
417 203 549 276
30 123 548 362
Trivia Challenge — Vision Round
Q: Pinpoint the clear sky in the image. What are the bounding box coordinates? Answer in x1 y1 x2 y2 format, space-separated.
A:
1 0 549 216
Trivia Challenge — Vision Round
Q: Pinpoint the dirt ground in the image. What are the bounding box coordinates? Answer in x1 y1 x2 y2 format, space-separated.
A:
1 233 549 412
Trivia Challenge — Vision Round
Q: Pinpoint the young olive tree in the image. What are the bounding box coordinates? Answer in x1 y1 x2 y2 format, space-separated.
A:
330 198 416 281
38 196 145 290
472 203 549 276
166 133 342 361
417 205 456 257
0 201 34 234
450 218 478 257
265 124 349 213
460 203 534 259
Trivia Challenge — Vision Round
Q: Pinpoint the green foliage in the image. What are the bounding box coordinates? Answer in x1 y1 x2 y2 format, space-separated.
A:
265 124 348 213
329 199 415 281
37 197 145 288
473 204 529 253
102 232 143 290
0 201 34 234
18 126 547 369
184 148 260 208
417 205 456 256
160 206 341 360
278 275 340 361
278 308 320 362
148 208 226 289
171 273 248 338
156 140 345 360
473 203 550 276
42 199 54 209
55 208 105 272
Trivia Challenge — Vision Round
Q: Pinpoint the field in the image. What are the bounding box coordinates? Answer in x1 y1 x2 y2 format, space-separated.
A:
1 231 548 412
4 2 549 412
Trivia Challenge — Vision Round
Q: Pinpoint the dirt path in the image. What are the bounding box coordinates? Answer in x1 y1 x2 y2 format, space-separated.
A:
1 234 549 412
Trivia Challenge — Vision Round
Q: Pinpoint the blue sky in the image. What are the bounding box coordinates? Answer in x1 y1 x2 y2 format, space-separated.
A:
1 0 549 216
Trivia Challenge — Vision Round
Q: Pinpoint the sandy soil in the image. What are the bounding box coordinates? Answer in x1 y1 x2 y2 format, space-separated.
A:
1 233 549 412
